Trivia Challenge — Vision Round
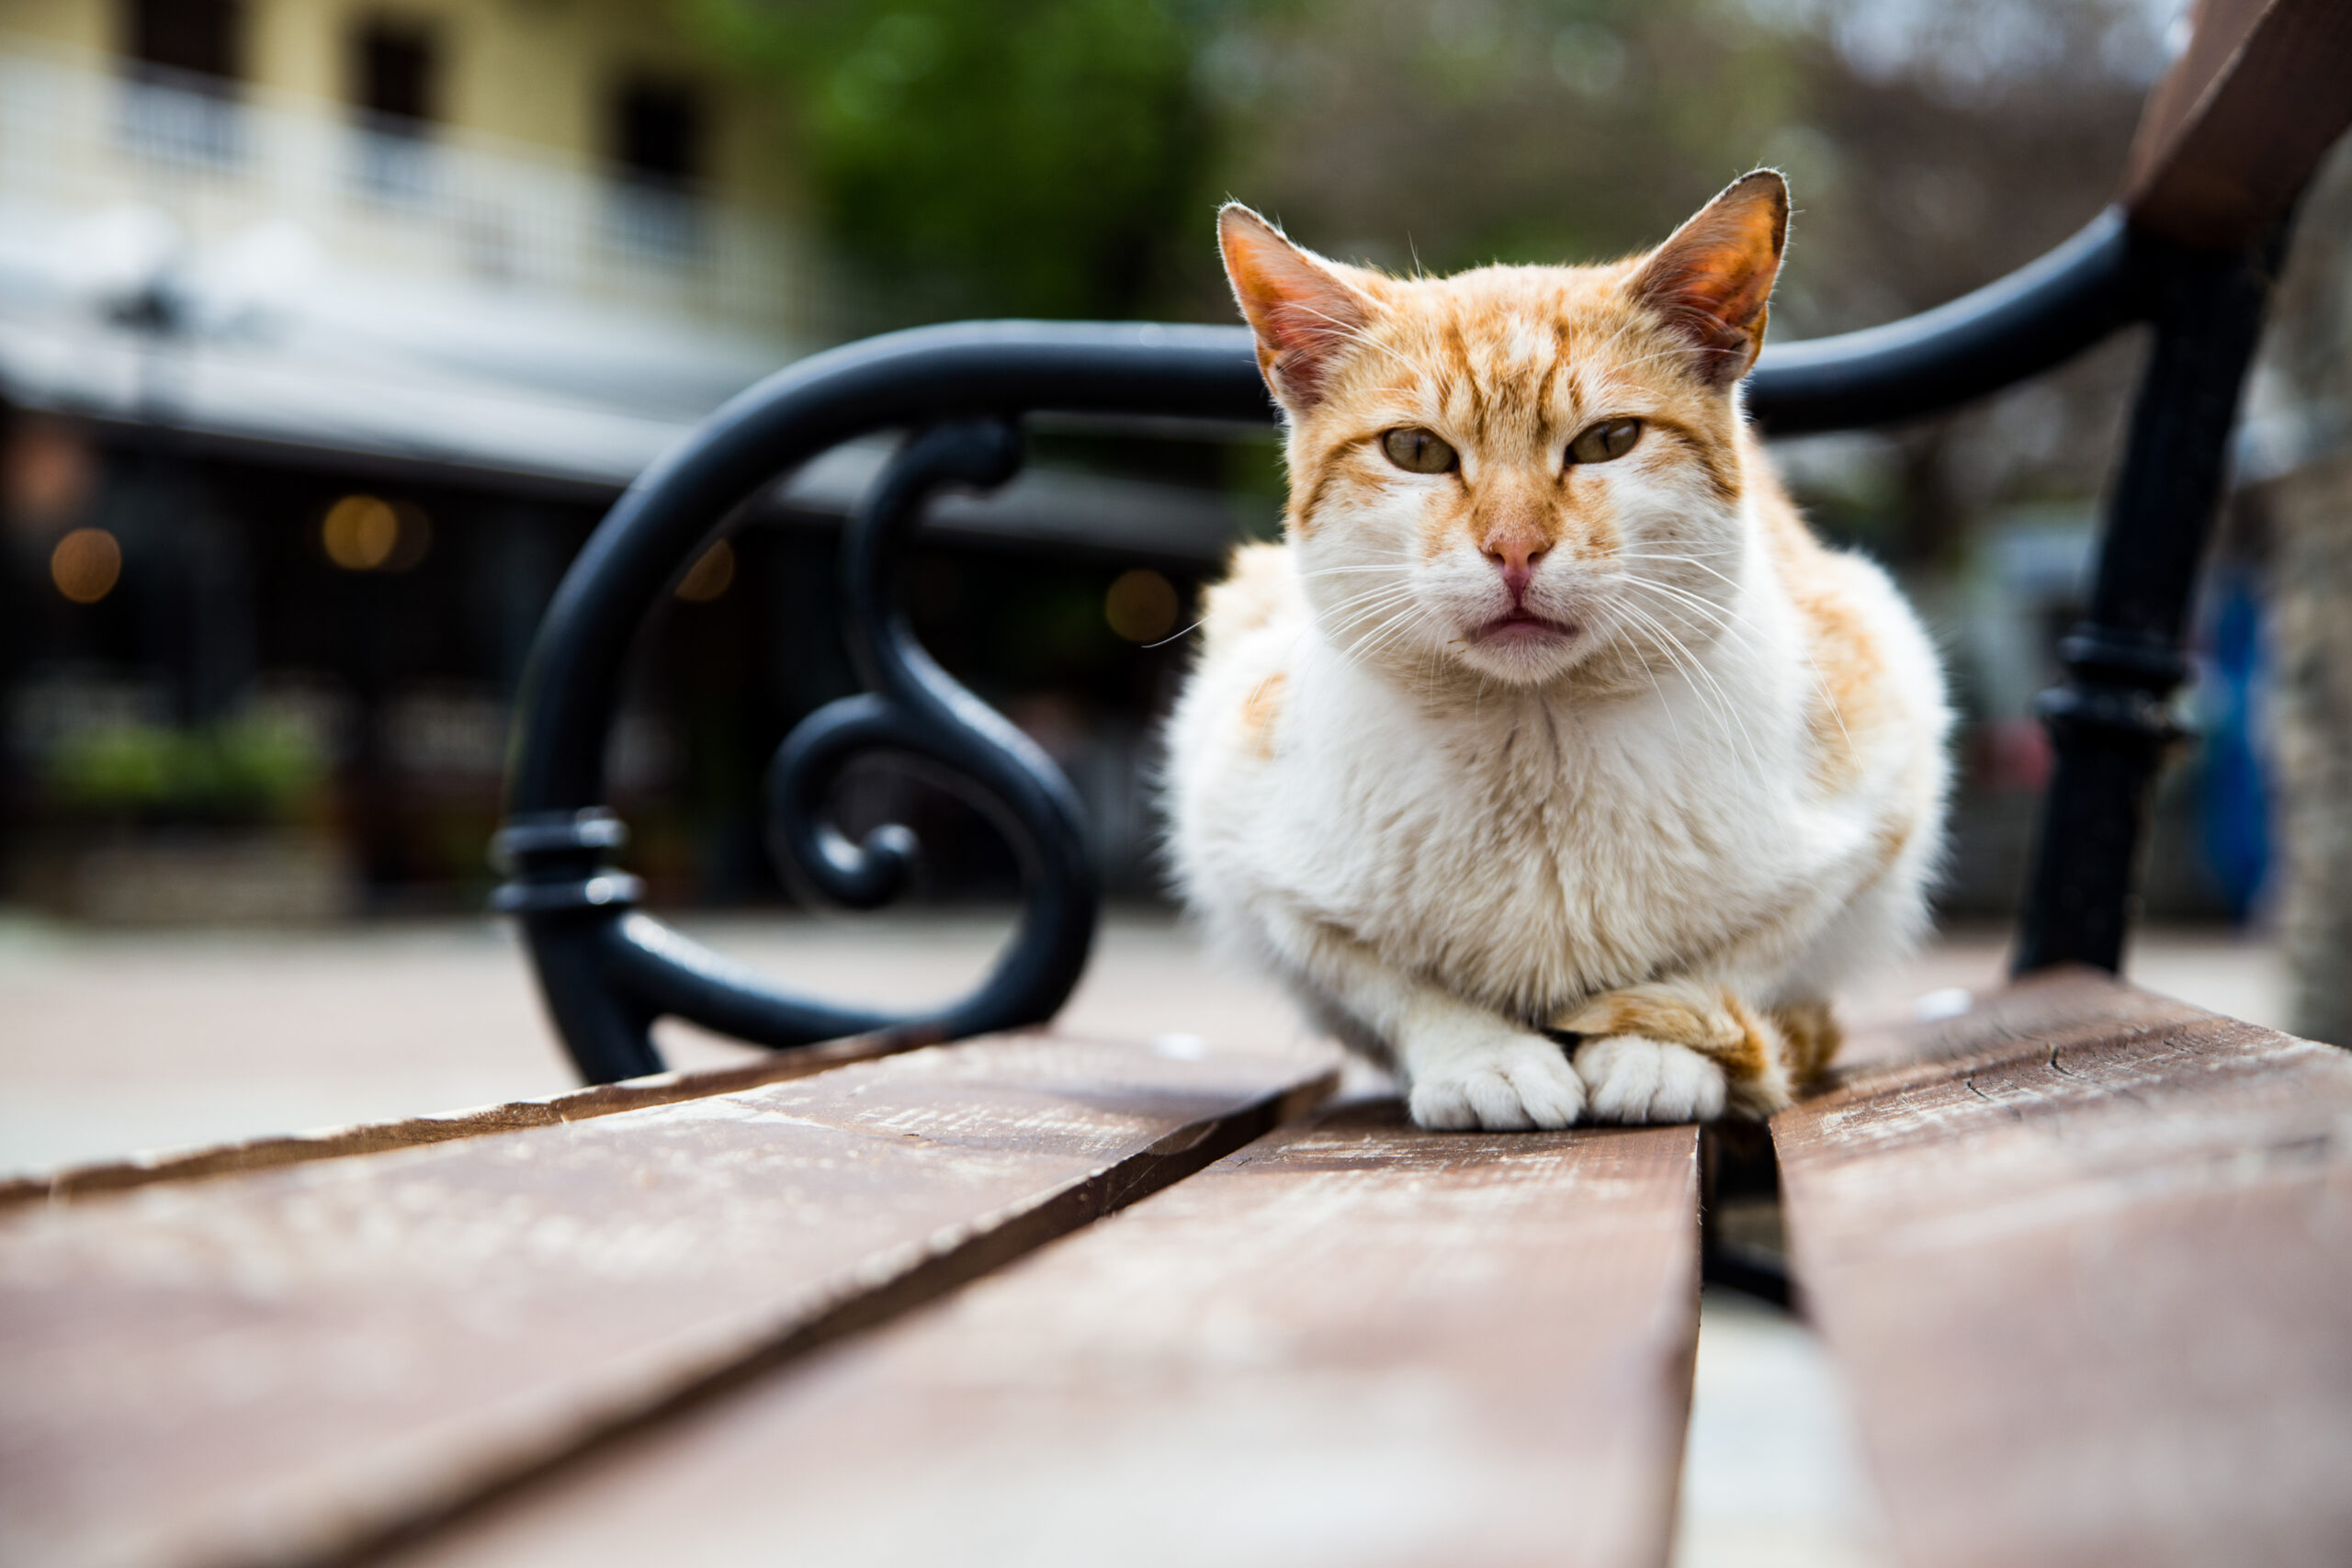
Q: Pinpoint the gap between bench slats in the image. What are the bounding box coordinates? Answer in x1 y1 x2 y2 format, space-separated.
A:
389 1102 1702 1568
0 1032 1336 1568
1774 969 2352 1568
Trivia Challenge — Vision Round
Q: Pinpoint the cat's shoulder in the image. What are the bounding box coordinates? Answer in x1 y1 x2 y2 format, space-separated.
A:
1169 542 1315 781
1200 541 1306 649
1750 470 1912 641
1747 462 1948 788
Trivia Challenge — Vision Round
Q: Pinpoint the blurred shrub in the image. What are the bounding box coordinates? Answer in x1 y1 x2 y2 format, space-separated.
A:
695 0 1224 321
48 716 330 826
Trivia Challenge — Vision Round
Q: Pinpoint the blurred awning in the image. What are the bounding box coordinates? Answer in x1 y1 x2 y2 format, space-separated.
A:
0 301 722 500
0 38 788 499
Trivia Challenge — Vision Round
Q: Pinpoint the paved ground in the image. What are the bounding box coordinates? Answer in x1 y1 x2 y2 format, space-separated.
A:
0 908 1313 1177
0 907 2289 1179
1676 1288 1884 1568
0 906 2294 1568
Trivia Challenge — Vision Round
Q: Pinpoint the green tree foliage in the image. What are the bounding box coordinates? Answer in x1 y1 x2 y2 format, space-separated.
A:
1193 0 1805 289
695 0 1223 321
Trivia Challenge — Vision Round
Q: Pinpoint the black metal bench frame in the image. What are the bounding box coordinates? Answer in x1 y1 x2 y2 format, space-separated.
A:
488 198 2290 1084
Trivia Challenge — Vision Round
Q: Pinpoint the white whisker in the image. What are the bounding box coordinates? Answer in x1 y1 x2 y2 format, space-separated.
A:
1619 565 1855 760
1611 595 1769 777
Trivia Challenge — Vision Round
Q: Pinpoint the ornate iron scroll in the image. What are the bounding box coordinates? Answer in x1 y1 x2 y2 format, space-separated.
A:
493 323 1274 1081
760 418 1096 1043
495 209 2256 1082
492 418 1098 1083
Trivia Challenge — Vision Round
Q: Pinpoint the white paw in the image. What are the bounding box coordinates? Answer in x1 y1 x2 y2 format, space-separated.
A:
1575 1035 1727 1123
1406 1032 1585 1132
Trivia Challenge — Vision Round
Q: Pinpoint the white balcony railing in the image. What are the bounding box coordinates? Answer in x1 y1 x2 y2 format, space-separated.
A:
0 39 811 338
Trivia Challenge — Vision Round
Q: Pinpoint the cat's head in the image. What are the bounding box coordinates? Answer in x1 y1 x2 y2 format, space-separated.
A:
1220 172 1786 690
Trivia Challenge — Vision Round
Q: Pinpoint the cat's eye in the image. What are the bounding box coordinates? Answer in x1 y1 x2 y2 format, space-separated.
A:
1380 427 1458 475
1567 418 1642 465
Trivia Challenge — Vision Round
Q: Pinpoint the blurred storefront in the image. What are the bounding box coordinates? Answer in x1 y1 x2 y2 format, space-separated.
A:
0 0 786 918
0 0 1268 919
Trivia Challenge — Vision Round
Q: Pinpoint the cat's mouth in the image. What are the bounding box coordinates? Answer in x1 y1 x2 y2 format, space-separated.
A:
1476 609 1578 646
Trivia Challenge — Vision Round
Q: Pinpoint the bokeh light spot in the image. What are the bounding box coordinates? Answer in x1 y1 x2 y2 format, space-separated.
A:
322 494 401 570
51 527 122 604
675 538 737 602
1105 568 1179 643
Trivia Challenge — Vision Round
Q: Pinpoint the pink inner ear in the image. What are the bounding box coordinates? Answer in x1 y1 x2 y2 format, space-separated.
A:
1633 176 1787 386
1256 294 1364 398
1220 212 1369 409
1657 251 1773 333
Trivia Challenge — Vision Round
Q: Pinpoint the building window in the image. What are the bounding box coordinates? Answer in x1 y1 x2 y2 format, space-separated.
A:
122 0 243 87
353 18 438 132
607 77 705 261
118 0 243 164
613 78 703 188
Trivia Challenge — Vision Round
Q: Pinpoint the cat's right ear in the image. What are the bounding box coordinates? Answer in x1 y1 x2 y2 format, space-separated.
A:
1629 170 1788 389
1218 204 1372 412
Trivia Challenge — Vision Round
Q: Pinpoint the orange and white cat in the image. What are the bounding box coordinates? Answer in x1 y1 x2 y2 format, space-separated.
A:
1164 172 1949 1130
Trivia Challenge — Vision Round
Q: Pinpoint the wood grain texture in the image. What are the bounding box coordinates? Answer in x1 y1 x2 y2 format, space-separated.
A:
0 1029 929 1209
2120 0 2352 247
1776 969 2352 1568
0 1033 1336 1568
394 1103 1701 1568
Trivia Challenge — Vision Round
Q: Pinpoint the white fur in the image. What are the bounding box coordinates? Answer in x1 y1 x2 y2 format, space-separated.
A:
1163 462 1950 1131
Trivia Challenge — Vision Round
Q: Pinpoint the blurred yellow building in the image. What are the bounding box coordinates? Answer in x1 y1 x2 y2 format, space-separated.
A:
4 0 786 195
0 0 812 482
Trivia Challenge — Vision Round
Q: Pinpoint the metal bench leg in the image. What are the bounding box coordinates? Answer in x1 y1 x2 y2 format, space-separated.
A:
2014 224 2291 976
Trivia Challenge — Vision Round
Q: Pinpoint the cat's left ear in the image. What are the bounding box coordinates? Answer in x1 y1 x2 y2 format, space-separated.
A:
1630 170 1788 389
1219 204 1374 412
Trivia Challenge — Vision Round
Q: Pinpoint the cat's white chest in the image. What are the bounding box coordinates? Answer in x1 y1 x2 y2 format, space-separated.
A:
1247 648 1812 1016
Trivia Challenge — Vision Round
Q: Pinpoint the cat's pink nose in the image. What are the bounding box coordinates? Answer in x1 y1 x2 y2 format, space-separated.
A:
1484 536 1548 604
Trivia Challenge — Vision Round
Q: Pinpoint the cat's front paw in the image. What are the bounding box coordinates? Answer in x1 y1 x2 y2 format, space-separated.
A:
1574 1035 1728 1123
1405 1030 1585 1132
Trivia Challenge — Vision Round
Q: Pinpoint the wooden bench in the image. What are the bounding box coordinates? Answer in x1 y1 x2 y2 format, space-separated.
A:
7 976 2349 1566
1779 971 2352 1568
6 3 2351 1563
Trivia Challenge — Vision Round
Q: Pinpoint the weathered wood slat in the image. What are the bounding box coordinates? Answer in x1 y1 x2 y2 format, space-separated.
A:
1774 969 2352 1568
0 1031 926 1209
395 1103 1701 1568
0 1033 1335 1568
2120 0 2352 247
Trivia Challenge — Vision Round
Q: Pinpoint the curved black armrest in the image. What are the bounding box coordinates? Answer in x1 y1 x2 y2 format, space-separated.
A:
494 326 1275 1081
495 210 2164 1083
1747 209 2146 434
